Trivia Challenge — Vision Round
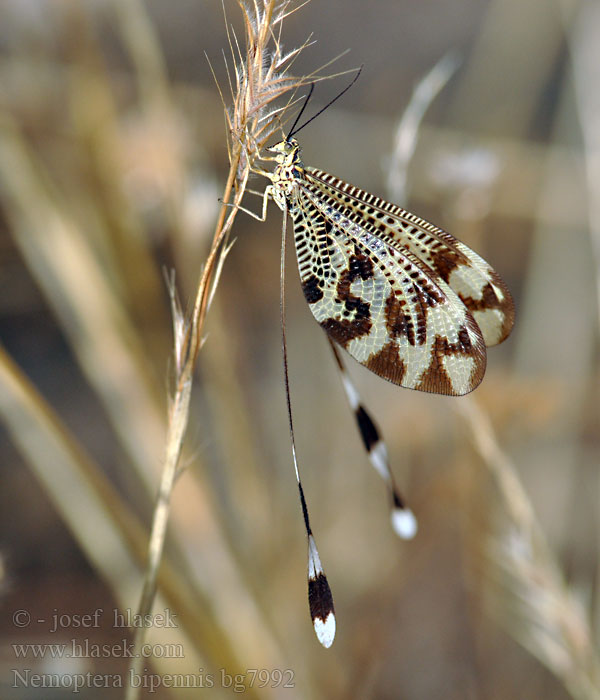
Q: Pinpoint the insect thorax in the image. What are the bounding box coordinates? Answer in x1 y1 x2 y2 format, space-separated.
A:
269 138 305 201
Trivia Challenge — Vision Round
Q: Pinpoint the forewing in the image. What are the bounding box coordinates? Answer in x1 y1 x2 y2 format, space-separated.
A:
290 185 487 396
306 168 515 347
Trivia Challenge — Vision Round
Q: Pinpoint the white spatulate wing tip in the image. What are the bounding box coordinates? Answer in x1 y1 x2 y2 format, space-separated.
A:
391 508 418 539
314 611 336 648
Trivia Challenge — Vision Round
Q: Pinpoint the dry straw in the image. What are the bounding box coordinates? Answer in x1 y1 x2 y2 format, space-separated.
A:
126 0 343 691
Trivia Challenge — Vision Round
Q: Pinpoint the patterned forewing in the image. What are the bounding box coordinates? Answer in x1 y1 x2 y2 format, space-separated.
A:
306 168 515 347
289 184 487 396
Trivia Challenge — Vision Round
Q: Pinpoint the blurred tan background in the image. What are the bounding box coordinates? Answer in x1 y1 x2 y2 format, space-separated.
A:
0 0 598 698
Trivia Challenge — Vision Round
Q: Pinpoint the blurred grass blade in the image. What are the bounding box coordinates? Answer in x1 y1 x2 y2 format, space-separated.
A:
458 397 600 700
0 342 274 692
0 111 166 485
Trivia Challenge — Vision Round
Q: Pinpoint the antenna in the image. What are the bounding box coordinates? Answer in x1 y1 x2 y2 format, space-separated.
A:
287 66 363 140
286 83 315 140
